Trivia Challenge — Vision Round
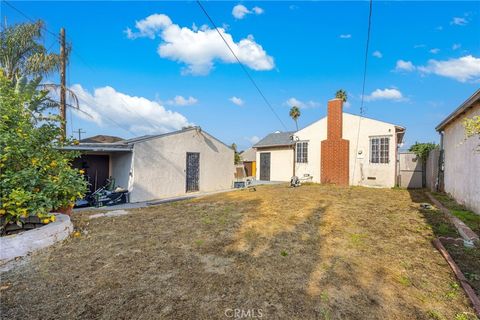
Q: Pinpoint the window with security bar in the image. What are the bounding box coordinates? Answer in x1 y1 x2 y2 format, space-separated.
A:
370 137 389 164
296 142 308 163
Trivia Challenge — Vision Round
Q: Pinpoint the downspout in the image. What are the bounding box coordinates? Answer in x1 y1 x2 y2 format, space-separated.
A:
437 131 444 192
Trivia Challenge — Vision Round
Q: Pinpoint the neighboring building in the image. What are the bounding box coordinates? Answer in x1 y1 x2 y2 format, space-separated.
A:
436 89 480 214
239 147 256 178
65 127 234 202
80 135 124 143
254 99 405 188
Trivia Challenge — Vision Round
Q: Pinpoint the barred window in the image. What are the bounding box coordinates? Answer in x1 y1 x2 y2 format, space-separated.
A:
370 137 389 164
296 142 308 163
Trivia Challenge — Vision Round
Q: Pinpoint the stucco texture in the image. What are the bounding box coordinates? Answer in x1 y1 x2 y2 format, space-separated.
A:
255 114 400 187
442 104 480 214
129 130 234 203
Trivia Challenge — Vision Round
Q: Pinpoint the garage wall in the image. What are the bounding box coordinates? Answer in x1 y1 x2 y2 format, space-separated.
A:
130 130 234 202
442 104 480 214
110 152 133 191
255 147 293 181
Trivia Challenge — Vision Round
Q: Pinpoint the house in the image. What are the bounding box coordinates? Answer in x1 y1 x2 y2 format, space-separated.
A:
239 147 256 178
436 89 480 214
254 98 405 188
65 126 235 202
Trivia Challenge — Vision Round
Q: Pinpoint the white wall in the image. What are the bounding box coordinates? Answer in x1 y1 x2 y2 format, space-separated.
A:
130 130 234 202
443 104 480 214
255 147 293 181
110 152 133 190
294 113 399 187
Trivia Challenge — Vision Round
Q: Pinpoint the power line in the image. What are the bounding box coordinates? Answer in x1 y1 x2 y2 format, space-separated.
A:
196 0 288 131
352 0 373 183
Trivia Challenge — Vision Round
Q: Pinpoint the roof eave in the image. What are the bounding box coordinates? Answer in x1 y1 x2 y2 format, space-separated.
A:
436 89 480 132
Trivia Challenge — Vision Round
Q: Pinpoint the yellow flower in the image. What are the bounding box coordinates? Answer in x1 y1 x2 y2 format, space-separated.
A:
42 219 50 224
50 215 56 222
79 169 85 174
73 231 81 237
50 160 57 168
31 158 39 166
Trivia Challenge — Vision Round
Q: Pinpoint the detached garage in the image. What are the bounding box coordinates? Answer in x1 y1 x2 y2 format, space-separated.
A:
66 127 235 203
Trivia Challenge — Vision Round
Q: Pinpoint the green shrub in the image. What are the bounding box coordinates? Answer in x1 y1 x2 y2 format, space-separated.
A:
0 75 87 230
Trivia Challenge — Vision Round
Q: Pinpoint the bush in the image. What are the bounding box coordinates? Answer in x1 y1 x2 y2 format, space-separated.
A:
0 75 87 231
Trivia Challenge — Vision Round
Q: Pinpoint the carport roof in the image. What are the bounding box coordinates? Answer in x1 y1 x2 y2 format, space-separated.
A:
253 131 295 148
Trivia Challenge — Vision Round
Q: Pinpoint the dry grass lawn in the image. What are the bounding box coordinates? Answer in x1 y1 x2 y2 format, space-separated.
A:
1 184 478 320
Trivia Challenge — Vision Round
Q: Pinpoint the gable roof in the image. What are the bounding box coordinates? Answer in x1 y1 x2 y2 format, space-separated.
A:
63 126 232 152
253 131 295 148
436 89 480 132
80 135 124 143
240 147 256 161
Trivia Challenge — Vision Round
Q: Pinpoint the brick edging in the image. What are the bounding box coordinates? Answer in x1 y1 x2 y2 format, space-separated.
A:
426 192 479 244
432 238 480 317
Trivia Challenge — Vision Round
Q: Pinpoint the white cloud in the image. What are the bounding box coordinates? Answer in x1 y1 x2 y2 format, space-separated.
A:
70 84 190 135
285 97 320 109
126 13 274 75
395 60 416 72
247 136 260 144
418 55 480 82
373 50 383 58
339 34 351 39
429 48 440 54
229 96 244 106
452 43 461 50
167 95 198 106
232 4 264 19
451 17 468 26
364 88 404 102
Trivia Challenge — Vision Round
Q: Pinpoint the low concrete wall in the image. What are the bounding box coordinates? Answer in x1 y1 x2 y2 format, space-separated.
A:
0 214 73 262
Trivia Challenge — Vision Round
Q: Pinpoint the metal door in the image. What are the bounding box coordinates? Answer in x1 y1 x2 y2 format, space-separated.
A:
259 153 271 181
186 152 200 192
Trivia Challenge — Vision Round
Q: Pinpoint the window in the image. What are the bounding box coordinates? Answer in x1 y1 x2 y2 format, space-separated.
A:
296 142 308 163
370 137 389 163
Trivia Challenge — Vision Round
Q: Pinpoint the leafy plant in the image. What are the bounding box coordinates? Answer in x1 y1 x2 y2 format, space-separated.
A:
0 74 87 231
464 116 480 138
409 142 438 160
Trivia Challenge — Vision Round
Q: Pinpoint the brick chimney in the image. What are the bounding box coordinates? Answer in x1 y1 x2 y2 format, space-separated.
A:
321 99 350 185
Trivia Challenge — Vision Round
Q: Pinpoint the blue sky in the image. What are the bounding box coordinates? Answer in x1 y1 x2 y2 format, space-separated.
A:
2 1 480 150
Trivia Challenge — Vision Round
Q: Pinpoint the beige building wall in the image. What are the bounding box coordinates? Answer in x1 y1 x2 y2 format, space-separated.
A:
442 105 480 214
130 130 234 202
294 113 399 187
255 147 293 181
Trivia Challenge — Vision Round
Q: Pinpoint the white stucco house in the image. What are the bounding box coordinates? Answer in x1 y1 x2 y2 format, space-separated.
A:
65 127 235 203
254 98 405 188
436 89 480 214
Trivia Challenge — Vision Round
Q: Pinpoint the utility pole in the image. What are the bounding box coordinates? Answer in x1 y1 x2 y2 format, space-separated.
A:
73 129 86 141
60 28 67 139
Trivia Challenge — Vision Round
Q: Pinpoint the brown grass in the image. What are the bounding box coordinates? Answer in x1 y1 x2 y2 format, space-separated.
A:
1 184 478 319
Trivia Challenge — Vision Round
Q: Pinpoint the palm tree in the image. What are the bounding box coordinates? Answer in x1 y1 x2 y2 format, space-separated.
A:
289 106 301 131
1 21 82 121
335 89 348 102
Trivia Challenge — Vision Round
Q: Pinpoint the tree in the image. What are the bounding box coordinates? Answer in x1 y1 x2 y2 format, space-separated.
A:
0 21 80 123
289 106 301 131
0 74 87 232
231 143 241 165
335 89 348 102
409 142 438 188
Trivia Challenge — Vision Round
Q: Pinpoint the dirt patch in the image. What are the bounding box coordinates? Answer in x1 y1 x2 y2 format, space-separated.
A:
0 184 477 319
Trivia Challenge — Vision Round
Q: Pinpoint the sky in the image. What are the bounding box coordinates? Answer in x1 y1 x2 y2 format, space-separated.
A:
2 1 480 150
